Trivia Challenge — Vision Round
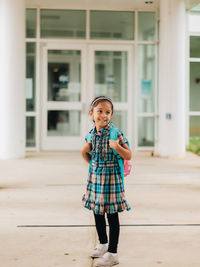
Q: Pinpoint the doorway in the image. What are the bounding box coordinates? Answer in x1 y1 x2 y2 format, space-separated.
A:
41 43 133 150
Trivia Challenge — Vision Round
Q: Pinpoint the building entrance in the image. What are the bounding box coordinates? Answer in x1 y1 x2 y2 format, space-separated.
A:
41 43 133 150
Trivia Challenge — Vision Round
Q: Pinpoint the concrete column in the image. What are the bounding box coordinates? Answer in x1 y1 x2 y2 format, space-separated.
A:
158 0 186 157
0 0 25 159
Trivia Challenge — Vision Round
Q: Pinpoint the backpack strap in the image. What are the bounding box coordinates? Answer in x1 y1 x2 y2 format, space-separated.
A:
109 126 125 189
86 130 93 168
109 126 121 157
110 126 130 147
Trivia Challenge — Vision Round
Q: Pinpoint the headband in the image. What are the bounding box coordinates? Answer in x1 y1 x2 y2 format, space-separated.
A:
90 96 113 108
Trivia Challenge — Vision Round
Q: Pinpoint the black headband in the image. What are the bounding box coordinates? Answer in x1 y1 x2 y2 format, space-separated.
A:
90 96 113 108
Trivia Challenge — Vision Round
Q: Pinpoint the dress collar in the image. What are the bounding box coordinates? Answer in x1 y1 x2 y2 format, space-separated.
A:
94 121 113 135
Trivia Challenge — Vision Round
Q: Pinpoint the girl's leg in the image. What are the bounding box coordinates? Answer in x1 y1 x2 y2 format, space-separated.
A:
107 212 120 253
94 213 108 244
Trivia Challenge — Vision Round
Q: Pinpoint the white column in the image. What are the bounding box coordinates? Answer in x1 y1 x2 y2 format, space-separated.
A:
0 0 25 159
158 0 186 157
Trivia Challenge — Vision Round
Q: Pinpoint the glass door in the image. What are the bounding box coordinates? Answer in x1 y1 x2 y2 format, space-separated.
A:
41 44 87 150
88 45 134 142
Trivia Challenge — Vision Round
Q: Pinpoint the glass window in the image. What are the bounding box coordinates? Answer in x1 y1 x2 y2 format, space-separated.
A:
190 116 200 137
138 45 155 113
47 110 80 136
40 9 86 39
48 50 81 102
26 43 36 111
94 51 127 102
90 11 134 40
112 111 128 135
190 36 200 58
26 117 36 147
190 62 200 111
138 117 154 146
26 9 37 38
138 12 156 41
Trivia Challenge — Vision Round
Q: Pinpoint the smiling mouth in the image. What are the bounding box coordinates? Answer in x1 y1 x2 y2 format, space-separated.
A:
98 119 107 123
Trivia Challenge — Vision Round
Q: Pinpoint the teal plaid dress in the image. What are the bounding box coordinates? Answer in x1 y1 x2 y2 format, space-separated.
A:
82 122 131 215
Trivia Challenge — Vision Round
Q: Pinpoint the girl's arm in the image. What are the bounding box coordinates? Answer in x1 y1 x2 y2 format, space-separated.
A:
109 140 132 160
81 142 92 163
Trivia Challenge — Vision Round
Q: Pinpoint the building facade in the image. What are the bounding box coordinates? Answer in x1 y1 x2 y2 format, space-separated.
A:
0 0 200 159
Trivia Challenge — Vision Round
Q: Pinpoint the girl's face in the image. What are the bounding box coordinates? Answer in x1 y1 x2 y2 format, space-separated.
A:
89 101 113 131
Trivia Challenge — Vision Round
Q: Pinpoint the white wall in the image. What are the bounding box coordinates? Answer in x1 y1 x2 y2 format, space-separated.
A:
0 0 26 159
158 0 186 157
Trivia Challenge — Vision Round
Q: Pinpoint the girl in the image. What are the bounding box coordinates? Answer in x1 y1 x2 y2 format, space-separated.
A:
81 96 131 267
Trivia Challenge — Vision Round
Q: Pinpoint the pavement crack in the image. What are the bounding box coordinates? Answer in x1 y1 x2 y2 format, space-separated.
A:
17 223 200 228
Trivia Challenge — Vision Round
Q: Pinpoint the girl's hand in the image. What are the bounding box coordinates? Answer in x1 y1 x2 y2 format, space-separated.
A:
109 140 132 160
109 139 119 150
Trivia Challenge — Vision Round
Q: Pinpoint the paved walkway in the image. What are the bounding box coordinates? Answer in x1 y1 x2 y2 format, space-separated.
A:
0 151 200 267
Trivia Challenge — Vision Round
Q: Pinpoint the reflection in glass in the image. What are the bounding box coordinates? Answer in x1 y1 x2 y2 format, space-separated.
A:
48 50 81 102
190 116 200 137
26 9 37 38
138 45 155 113
90 11 134 40
40 9 86 39
26 117 36 147
26 43 36 111
138 12 156 41
190 36 200 58
112 111 127 135
95 51 127 102
138 117 154 146
190 62 200 111
47 110 80 136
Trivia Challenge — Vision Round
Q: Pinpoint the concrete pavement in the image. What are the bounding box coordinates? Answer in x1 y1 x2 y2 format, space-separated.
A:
0 151 200 267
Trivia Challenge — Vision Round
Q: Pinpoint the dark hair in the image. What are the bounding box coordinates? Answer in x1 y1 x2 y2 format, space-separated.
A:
90 96 113 113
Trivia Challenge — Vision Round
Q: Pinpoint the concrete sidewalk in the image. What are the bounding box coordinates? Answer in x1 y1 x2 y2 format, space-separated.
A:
0 151 200 267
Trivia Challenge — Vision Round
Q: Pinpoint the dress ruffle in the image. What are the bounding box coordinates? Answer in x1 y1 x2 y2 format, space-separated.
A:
82 194 131 215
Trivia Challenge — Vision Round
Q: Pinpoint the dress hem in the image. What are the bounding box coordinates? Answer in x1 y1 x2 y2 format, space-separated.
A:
82 197 131 215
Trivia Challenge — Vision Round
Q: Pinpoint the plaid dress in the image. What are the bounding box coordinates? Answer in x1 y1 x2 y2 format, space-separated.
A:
82 122 131 215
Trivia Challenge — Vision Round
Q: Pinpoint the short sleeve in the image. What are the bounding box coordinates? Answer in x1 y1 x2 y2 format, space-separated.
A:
85 129 93 143
85 134 90 143
117 130 129 146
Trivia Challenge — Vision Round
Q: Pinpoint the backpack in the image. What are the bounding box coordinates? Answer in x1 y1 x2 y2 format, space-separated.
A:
86 125 132 188
109 126 132 178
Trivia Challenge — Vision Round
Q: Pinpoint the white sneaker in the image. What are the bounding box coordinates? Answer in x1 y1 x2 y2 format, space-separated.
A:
90 243 108 258
95 252 119 267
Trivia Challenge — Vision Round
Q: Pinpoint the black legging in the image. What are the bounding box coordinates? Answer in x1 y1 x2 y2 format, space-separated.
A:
94 212 120 253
